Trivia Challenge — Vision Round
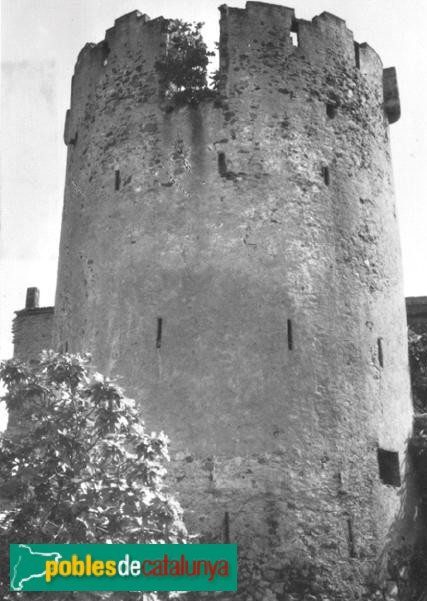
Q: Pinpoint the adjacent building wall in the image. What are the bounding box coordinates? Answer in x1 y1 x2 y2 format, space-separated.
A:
12 288 54 361
407 297 427 332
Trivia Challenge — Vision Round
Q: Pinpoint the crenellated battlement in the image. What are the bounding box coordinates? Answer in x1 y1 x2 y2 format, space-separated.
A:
64 2 400 144
64 1 400 149
104 11 169 53
64 11 174 145
113 10 149 25
219 2 384 89
70 10 170 80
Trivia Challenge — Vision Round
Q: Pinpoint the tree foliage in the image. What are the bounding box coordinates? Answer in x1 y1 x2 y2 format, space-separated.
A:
155 21 215 105
0 351 187 600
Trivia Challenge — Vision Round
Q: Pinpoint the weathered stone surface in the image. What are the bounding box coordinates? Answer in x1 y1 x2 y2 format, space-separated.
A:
13 303 54 361
48 2 413 598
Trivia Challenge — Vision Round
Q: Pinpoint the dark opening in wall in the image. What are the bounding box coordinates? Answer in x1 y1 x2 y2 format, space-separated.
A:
218 152 227 178
290 19 299 47
156 318 163 349
354 42 360 69
287 319 293 350
223 512 230 544
346 518 357 558
326 103 337 119
377 449 401 487
322 166 330 186
101 41 110 66
115 170 121 191
377 337 384 368
64 341 69 353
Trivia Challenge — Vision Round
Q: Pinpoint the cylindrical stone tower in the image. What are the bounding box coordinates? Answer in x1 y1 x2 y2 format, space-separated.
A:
54 3 413 598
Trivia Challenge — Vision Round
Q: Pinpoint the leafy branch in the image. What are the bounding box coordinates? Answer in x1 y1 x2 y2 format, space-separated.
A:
155 20 216 105
0 351 187 601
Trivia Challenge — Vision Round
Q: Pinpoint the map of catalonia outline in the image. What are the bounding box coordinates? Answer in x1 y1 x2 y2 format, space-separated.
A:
11 544 62 591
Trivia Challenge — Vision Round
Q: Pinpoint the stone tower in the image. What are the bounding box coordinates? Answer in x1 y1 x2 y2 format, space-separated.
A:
52 2 413 598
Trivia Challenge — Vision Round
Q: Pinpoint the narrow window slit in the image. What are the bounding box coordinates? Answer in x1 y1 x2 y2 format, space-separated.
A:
377 449 401 487
115 169 121 191
64 341 69 353
156 318 163 349
326 103 337 119
287 319 293 350
322 166 330 186
377 337 384 368
224 511 230 544
290 19 299 47
346 517 357 558
218 152 227 178
354 42 360 69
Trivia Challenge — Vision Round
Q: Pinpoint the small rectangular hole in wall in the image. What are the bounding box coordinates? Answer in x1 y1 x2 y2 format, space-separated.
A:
354 42 360 69
346 518 357 558
115 169 121 191
223 511 230 544
290 20 299 47
377 337 384 368
322 166 330 186
287 319 293 350
64 341 69 353
156 318 163 349
101 41 111 68
218 152 227 178
326 103 337 119
377 449 401 487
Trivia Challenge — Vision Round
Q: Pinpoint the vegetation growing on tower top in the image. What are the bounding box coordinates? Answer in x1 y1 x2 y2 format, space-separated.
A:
155 21 215 106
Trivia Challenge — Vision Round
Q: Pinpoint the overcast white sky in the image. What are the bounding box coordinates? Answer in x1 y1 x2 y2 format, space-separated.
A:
1 0 427 362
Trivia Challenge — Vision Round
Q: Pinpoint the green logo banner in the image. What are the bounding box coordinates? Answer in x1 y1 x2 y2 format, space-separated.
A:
10 544 237 592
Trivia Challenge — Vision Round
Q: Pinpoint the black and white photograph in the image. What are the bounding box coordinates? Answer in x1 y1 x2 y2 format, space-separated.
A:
1 1 427 599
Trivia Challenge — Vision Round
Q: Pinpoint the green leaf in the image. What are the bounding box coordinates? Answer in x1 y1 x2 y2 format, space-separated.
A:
0 352 188 598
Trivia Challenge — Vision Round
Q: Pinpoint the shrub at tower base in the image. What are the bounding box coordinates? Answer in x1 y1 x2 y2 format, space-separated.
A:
0 351 187 601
